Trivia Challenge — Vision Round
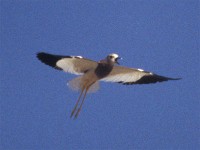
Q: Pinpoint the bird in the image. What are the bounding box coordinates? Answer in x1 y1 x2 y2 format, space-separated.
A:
36 52 181 118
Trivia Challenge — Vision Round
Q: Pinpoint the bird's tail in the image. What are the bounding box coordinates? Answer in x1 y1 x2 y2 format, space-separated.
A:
67 76 99 93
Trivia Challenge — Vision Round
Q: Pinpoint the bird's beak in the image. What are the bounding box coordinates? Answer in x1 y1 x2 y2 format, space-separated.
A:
115 57 122 65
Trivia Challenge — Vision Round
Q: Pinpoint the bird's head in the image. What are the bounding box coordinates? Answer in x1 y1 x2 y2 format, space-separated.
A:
107 53 121 65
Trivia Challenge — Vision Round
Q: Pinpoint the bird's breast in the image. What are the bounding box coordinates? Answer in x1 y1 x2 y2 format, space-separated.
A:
95 63 113 79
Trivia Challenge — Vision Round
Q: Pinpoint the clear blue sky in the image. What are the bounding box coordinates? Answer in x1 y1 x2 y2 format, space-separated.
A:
1 0 199 149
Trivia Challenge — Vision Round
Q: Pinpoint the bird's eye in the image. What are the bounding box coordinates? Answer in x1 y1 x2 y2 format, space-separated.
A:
109 56 114 59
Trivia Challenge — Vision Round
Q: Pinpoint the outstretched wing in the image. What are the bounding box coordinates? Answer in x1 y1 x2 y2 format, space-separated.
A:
37 52 98 75
101 65 181 84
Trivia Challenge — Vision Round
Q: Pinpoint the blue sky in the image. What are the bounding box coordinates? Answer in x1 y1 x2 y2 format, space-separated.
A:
1 0 199 149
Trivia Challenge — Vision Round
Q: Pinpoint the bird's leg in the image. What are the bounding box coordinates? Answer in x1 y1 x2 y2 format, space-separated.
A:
74 82 94 119
70 88 85 118
74 87 89 119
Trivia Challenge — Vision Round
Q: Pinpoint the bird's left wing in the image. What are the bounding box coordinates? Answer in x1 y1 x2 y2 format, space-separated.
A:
37 52 98 75
101 65 181 84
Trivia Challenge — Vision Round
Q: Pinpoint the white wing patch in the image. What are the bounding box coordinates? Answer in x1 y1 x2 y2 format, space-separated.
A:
56 58 83 75
137 68 144 72
101 66 152 84
55 55 98 75
102 72 145 83
75 56 83 59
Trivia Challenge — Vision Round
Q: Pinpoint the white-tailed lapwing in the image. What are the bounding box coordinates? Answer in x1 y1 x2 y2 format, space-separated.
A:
37 52 181 118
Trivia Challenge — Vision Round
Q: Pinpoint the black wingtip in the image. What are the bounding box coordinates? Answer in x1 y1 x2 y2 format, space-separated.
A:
36 52 46 62
164 77 182 81
169 77 182 80
119 75 181 85
36 52 64 70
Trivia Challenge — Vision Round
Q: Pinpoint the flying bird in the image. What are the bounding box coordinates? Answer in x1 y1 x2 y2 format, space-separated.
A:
37 52 181 118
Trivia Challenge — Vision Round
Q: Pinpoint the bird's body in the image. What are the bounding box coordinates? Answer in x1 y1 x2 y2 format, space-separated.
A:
37 52 181 118
95 62 113 78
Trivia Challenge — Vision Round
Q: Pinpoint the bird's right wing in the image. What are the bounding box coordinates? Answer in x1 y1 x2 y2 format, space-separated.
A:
101 65 181 84
37 52 98 75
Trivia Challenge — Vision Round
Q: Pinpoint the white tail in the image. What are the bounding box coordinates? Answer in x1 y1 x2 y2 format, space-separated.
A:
67 77 99 93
